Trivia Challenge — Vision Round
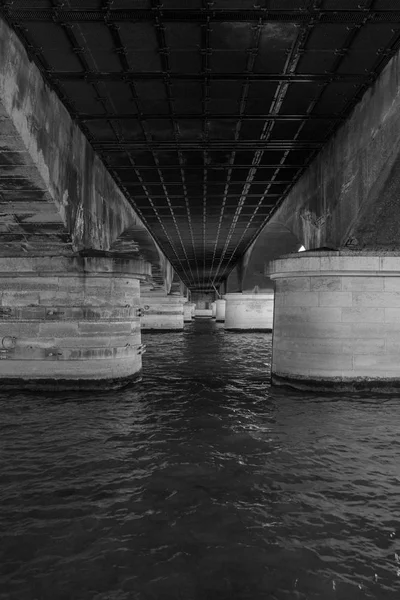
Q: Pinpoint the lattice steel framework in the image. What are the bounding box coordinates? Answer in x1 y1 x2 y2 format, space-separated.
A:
2 0 400 289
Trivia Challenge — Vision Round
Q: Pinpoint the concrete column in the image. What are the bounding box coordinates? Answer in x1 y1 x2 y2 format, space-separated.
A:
269 250 400 392
141 293 185 331
0 256 148 390
215 298 226 322
195 307 213 318
211 301 217 319
183 302 195 323
224 292 274 331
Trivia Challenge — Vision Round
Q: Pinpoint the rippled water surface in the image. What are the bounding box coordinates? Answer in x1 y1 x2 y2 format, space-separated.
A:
1 319 400 599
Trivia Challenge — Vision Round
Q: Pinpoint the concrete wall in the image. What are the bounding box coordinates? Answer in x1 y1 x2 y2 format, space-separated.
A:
0 17 173 282
266 47 400 251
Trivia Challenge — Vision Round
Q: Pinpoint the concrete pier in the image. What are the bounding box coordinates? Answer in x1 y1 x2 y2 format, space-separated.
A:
269 251 400 392
184 302 195 323
141 294 185 331
211 302 217 319
195 308 213 318
0 256 147 390
224 292 274 331
215 299 226 323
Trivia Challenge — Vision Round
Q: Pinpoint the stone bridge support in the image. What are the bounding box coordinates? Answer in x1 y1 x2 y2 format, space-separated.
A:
184 302 196 323
224 223 301 331
140 291 186 332
224 292 274 332
215 299 226 323
0 16 176 389
0 256 149 390
269 251 400 392
265 45 400 391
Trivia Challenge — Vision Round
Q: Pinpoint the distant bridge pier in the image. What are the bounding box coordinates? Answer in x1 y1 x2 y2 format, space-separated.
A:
0 256 149 390
269 251 400 392
224 293 274 332
215 299 226 323
184 302 196 323
140 292 186 332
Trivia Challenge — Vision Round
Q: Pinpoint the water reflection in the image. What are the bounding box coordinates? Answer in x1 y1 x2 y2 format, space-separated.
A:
0 320 399 599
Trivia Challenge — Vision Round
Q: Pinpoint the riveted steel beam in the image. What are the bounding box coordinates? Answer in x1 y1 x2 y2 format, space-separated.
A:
2 8 400 24
79 112 341 121
49 71 368 83
93 141 324 151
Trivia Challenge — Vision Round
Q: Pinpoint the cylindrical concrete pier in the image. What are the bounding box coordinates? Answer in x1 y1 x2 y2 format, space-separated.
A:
215 299 226 322
269 250 400 392
183 302 195 323
211 301 216 319
224 292 274 331
0 256 148 390
195 307 213 318
141 294 185 331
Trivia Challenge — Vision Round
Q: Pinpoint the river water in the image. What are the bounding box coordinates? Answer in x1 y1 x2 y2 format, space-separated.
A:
1 319 400 599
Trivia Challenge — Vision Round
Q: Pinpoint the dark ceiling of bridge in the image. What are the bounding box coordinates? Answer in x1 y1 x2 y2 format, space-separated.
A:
1 1 400 290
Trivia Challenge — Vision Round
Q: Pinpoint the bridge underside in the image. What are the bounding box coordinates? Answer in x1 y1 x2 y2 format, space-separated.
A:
2 2 400 291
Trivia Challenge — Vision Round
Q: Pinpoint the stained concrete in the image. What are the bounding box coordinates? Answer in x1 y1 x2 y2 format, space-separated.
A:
195 309 213 318
0 256 147 390
266 48 400 252
141 293 185 331
215 299 226 323
184 302 196 322
0 17 173 281
269 250 400 392
231 43 400 297
224 292 274 331
0 18 186 388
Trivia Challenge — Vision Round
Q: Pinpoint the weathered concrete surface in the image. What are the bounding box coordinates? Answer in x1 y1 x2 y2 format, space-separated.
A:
227 222 301 292
0 256 148 390
211 302 216 318
266 47 400 251
224 292 274 331
141 292 185 331
215 299 226 322
228 45 400 293
269 250 400 392
195 309 213 318
191 292 215 309
183 302 195 323
0 16 173 285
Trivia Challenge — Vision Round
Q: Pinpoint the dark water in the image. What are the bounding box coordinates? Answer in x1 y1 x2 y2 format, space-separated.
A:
1 320 400 600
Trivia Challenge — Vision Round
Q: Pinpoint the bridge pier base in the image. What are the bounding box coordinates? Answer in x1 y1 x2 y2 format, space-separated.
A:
184 302 195 323
224 292 274 332
141 293 185 331
215 299 226 322
269 251 400 392
0 256 147 390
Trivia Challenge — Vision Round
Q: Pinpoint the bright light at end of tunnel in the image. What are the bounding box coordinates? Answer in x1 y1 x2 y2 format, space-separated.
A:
298 245 306 252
